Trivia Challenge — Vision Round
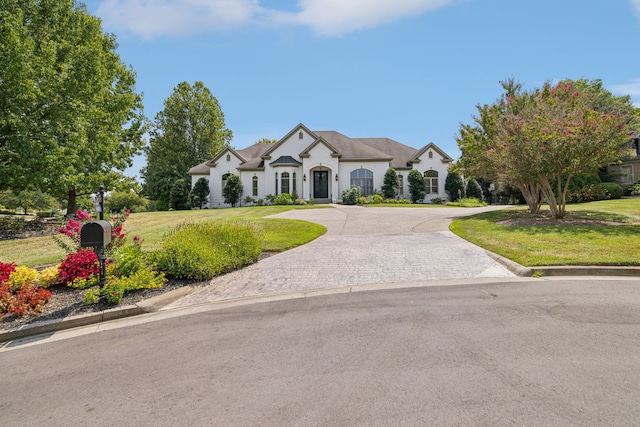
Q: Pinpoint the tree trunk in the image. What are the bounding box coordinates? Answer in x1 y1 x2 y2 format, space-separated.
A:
517 181 542 214
67 187 77 217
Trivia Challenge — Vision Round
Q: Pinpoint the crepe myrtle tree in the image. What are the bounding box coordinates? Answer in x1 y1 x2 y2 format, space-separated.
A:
457 78 638 218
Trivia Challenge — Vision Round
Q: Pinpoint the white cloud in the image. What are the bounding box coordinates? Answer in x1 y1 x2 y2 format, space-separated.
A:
96 0 262 39
95 0 455 39
632 0 640 18
272 0 454 36
610 78 640 107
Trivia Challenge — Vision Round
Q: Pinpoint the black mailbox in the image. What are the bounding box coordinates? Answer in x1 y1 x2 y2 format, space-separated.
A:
80 220 112 248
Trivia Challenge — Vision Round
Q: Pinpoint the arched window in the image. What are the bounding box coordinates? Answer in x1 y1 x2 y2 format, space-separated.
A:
252 176 258 197
428 151 433 159
350 169 373 196
424 170 438 194
397 174 404 196
299 131 303 139
281 172 290 194
292 172 297 195
226 154 231 162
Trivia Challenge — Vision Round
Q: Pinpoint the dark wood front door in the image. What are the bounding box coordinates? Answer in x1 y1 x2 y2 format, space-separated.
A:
313 171 329 199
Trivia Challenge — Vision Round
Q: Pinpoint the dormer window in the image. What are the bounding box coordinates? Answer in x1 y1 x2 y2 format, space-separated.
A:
226 154 231 162
298 131 303 139
428 151 433 159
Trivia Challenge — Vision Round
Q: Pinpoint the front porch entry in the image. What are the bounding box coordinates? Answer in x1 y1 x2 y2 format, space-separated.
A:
312 170 331 203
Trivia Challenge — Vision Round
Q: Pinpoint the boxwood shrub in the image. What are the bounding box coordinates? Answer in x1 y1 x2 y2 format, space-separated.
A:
151 221 262 280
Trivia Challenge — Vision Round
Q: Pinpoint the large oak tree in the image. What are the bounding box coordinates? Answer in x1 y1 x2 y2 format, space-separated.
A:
0 0 146 213
142 81 232 208
457 78 638 218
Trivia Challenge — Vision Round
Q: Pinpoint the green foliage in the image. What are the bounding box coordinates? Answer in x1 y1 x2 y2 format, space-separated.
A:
445 172 466 202
628 182 640 196
273 193 294 205
566 185 610 204
381 168 399 199
466 178 483 200
407 169 426 203
105 191 149 213
370 194 383 204
151 221 261 281
341 186 360 205
0 0 146 214
0 191 58 215
190 178 210 209
0 216 26 231
430 197 443 204
222 174 243 207
598 182 623 199
170 179 191 210
143 81 232 206
446 197 487 207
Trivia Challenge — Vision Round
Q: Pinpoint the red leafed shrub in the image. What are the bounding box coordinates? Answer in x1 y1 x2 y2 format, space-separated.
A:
0 262 17 284
58 250 99 284
0 282 52 317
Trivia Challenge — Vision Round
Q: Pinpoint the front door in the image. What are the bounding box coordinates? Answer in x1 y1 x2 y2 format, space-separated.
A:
313 171 329 199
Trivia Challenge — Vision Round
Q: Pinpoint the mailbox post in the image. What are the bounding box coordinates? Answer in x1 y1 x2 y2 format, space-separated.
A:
80 220 111 287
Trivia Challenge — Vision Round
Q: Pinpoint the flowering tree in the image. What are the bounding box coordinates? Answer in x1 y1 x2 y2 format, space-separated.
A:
457 78 638 218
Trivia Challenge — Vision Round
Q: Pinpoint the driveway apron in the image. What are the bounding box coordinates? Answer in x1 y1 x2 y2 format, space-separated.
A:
165 205 515 309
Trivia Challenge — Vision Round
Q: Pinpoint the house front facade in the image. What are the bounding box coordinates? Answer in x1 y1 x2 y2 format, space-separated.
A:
189 123 453 207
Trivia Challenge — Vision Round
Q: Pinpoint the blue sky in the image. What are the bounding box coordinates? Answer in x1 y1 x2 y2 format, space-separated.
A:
81 0 640 180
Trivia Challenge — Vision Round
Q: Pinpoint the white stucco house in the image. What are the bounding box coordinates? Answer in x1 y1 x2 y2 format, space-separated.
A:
188 123 453 207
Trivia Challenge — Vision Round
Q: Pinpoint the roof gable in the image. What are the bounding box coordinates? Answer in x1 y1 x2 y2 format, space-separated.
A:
207 146 246 167
262 123 317 159
300 136 341 158
412 142 453 164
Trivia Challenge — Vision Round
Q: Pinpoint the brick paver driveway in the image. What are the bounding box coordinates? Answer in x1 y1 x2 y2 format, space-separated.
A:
166 205 515 309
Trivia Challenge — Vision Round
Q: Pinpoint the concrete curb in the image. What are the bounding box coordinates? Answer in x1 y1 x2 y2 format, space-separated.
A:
0 286 198 343
2 261 639 343
485 250 640 278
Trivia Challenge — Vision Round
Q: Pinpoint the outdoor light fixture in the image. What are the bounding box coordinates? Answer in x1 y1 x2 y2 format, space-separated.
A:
303 174 306 181
335 174 339 181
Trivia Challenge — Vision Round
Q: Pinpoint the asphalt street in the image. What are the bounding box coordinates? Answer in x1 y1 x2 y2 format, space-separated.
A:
2 278 640 426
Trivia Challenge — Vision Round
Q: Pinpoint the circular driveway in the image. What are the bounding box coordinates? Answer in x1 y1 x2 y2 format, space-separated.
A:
166 205 515 309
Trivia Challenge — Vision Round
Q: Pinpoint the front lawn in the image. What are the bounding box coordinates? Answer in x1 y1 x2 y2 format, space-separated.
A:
450 199 640 266
0 206 328 267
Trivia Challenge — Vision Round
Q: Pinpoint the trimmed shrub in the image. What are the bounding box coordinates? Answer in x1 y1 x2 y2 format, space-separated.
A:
598 182 623 199
370 194 383 204
466 179 483 200
341 186 360 205
566 185 609 204
151 221 262 280
273 193 294 205
445 172 465 202
407 169 426 203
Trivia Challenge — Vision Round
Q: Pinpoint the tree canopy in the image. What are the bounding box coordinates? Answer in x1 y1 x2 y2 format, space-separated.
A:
142 81 232 208
0 0 146 213
456 78 638 218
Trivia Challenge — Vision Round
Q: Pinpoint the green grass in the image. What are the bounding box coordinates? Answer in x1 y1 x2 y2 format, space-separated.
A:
0 206 328 267
450 199 640 266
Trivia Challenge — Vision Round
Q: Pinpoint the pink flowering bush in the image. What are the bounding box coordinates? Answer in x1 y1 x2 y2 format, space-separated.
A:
54 209 131 254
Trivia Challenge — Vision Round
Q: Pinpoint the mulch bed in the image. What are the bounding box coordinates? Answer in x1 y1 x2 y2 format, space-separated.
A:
0 279 198 331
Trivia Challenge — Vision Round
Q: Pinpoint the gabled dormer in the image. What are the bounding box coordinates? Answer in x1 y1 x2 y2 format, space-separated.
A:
411 142 453 165
207 146 247 167
299 136 342 159
261 123 317 161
